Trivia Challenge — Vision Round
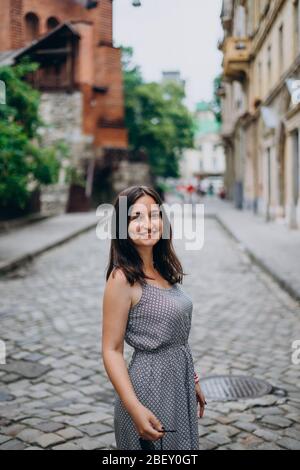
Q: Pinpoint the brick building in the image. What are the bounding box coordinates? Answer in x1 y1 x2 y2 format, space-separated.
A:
0 0 151 211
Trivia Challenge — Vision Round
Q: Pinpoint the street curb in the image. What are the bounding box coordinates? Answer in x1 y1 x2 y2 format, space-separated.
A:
215 213 300 305
0 215 110 277
0 213 54 234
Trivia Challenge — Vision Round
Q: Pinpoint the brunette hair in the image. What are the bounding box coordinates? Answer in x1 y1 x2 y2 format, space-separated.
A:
105 185 186 286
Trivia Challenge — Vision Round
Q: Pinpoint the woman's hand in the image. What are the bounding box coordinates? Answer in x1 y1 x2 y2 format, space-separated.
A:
195 383 206 418
131 403 166 442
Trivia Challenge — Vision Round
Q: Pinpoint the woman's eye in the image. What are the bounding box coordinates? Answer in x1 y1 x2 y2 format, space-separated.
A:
130 212 160 222
133 214 143 221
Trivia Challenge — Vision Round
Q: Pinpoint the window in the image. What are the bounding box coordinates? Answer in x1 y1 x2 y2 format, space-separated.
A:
292 129 300 206
47 17 59 31
278 24 284 75
24 12 39 42
267 44 272 85
213 157 217 171
258 61 262 97
294 0 300 55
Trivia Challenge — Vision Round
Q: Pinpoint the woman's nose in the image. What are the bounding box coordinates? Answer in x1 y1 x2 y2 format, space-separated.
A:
142 216 151 230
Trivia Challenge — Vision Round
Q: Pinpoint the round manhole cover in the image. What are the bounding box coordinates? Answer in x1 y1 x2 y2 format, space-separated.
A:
201 375 273 401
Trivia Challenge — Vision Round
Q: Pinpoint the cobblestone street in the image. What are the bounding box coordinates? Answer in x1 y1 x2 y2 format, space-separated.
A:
0 208 300 450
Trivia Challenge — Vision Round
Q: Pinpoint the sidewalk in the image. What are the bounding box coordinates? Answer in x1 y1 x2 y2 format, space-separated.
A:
0 211 103 275
204 197 300 303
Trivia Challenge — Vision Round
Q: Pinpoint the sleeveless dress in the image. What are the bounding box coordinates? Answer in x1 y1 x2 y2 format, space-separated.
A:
113 280 200 450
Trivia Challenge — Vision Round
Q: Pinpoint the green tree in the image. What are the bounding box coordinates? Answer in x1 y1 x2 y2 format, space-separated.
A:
0 57 65 217
121 47 194 178
212 74 222 124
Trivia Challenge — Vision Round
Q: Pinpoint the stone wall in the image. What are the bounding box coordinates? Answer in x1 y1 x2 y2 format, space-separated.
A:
111 161 153 194
38 91 94 214
40 184 70 215
39 91 94 168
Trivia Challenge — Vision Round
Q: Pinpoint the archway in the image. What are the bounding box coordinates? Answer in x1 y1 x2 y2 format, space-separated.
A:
47 17 60 31
24 12 39 43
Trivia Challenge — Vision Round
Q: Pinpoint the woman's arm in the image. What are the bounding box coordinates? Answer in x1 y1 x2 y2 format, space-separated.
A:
102 269 173 441
101 268 140 415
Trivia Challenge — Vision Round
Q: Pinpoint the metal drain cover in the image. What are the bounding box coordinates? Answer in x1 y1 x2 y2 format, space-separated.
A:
201 375 273 401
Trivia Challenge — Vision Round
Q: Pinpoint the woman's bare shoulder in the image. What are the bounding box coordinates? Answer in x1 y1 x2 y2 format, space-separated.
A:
102 268 132 319
110 266 126 280
105 267 133 300
105 268 141 309
107 266 129 288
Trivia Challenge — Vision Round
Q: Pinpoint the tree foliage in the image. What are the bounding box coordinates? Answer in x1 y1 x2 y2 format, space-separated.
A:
121 47 194 178
0 58 65 216
212 74 222 124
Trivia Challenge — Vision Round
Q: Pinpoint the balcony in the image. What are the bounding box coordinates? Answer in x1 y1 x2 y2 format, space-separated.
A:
220 0 233 31
223 37 251 81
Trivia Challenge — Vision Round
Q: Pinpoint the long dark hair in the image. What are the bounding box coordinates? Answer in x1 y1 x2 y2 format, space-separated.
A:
105 185 186 286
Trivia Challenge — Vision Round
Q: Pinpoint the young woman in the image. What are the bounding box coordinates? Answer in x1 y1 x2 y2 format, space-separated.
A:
102 185 206 450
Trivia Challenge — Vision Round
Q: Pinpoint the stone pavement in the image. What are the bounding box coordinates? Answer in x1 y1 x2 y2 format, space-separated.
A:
0 203 300 449
0 211 100 275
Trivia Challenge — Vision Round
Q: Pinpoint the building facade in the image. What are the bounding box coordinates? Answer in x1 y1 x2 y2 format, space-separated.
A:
220 0 300 229
180 102 225 192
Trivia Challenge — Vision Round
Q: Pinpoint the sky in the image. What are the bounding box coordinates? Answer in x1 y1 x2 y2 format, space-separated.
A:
113 0 223 111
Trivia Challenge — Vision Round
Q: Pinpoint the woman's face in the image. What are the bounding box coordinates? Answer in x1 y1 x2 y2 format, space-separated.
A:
128 195 162 247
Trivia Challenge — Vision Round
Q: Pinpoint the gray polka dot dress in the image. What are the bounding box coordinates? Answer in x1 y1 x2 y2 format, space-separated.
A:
113 280 199 450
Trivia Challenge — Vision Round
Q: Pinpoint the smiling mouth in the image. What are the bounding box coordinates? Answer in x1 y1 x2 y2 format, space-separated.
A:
140 232 157 236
